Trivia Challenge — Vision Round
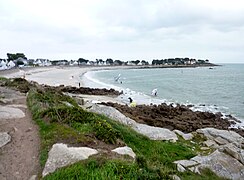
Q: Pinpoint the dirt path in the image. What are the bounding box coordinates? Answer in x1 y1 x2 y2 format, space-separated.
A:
0 87 40 180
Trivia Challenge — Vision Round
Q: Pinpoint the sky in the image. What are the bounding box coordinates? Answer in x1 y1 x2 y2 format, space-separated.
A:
0 0 244 63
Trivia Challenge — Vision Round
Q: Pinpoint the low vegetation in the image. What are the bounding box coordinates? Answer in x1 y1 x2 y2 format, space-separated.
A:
1 77 223 179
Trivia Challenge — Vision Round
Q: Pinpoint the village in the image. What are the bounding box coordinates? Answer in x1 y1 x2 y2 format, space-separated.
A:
0 53 213 71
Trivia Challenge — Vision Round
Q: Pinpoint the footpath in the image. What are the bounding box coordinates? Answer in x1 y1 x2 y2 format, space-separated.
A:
0 86 40 180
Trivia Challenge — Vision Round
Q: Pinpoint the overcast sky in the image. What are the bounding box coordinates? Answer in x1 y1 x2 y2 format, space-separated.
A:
0 0 244 63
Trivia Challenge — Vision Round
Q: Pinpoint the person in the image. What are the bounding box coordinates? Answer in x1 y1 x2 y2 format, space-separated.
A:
151 88 157 96
128 97 136 107
78 82 81 88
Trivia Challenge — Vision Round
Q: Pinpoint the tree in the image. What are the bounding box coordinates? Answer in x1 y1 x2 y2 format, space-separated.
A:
78 58 88 65
106 58 114 65
7 53 27 61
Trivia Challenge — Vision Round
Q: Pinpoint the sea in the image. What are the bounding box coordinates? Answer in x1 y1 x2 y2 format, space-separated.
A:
81 64 244 128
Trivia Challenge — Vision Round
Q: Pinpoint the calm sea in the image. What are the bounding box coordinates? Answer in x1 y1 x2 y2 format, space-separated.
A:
82 64 244 128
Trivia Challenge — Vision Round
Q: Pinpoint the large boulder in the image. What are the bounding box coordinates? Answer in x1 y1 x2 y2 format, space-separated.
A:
192 150 244 179
196 128 244 145
42 143 98 177
89 104 178 141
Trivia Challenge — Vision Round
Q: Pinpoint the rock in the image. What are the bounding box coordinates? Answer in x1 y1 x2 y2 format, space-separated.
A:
173 130 193 140
112 146 136 158
203 140 219 148
42 143 98 177
29 175 37 180
196 128 244 144
176 163 186 172
174 159 199 168
0 132 11 148
222 143 244 165
171 174 181 180
0 105 25 119
89 104 136 127
214 137 229 145
200 147 210 151
134 123 178 141
89 104 178 141
191 150 244 179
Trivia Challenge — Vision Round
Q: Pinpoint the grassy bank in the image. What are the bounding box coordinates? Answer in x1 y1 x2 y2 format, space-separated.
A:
1 77 224 179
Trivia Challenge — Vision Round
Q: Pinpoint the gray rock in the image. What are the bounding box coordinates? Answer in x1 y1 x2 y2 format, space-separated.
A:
0 132 11 148
0 105 25 119
134 123 178 141
223 143 244 165
89 104 178 141
174 159 199 168
214 137 229 145
191 150 244 179
173 130 193 140
200 147 210 151
171 174 181 180
42 143 98 177
29 175 37 180
89 104 136 126
203 139 219 148
196 128 244 144
112 146 136 158
176 163 186 172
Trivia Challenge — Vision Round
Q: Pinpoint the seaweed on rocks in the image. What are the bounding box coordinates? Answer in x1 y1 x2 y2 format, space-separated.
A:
100 102 234 134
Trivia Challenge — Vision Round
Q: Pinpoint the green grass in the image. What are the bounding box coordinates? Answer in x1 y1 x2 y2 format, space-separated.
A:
25 84 222 179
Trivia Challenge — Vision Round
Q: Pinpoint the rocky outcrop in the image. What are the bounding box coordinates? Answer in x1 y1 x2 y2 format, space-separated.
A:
88 104 178 141
100 102 234 134
42 143 98 177
0 132 11 148
192 150 244 179
174 128 244 179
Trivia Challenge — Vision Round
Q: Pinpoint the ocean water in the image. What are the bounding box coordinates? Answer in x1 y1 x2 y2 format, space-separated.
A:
82 64 244 128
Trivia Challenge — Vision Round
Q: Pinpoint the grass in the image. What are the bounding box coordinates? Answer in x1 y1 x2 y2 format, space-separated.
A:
23 82 223 179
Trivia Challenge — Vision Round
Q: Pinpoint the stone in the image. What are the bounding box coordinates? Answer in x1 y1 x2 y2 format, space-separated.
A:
173 130 193 140
134 123 178 141
223 143 244 165
0 105 25 119
171 175 181 180
203 140 219 148
29 175 37 180
214 137 229 145
188 166 201 174
89 104 178 141
112 146 136 158
42 143 98 177
196 128 244 144
176 163 185 172
191 150 244 179
89 104 137 127
200 147 210 151
174 159 199 168
0 132 11 148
